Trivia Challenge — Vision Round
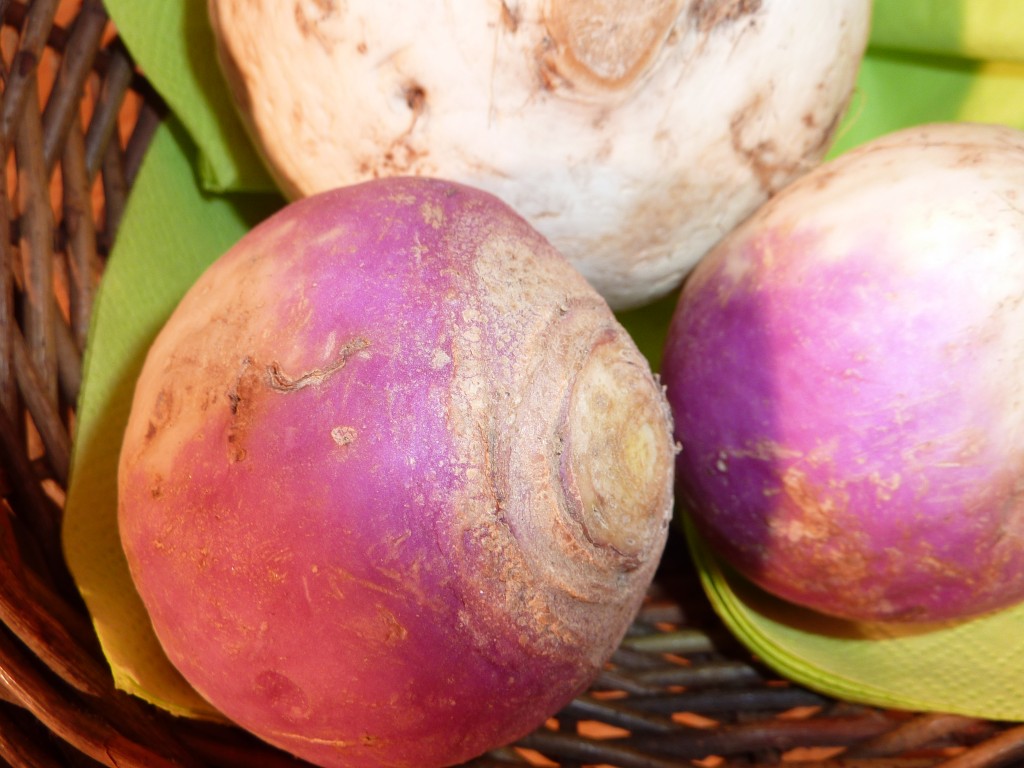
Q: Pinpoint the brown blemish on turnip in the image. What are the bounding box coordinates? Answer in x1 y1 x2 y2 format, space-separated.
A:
689 0 763 33
225 335 366 463
729 93 787 195
375 131 428 179
730 88 845 196
226 356 261 463
534 37 563 93
293 0 342 54
404 81 427 113
420 201 444 229
267 337 369 392
143 388 175 444
499 0 520 33
777 466 844 543
331 426 357 447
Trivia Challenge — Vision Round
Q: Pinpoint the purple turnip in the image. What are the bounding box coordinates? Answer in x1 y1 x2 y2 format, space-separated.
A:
117 176 674 768
662 122 1024 624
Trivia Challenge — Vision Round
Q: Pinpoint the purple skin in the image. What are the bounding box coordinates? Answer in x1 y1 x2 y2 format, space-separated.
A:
663 197 1024 624
118 177 673 767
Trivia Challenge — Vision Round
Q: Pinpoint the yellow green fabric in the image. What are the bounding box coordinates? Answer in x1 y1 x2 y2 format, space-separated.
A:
62 1 1024 719
686 517 1024 721
102 0 275 192
62 120 280 717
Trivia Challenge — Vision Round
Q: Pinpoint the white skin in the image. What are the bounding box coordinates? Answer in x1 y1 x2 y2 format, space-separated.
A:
209 0 871 309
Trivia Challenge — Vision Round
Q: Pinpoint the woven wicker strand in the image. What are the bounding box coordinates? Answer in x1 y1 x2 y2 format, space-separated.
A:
2 2 1024 767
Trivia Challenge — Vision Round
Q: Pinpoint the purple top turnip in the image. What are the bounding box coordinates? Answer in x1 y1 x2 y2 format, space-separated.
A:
118 177 675 767
662 122 1024 624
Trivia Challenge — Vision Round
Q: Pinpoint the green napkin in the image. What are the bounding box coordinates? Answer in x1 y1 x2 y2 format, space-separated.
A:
62 118 281 717
687 517 1024 721
869 0 1024 64
102 0 275 193
61 0 1024 720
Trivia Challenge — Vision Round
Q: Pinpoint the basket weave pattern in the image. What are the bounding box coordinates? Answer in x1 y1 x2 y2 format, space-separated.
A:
2 2 1024 766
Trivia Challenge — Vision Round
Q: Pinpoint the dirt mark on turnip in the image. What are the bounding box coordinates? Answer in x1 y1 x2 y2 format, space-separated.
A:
267 337 370 392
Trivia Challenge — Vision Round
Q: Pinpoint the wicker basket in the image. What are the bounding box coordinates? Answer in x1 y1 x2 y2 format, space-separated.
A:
3 1 1024 766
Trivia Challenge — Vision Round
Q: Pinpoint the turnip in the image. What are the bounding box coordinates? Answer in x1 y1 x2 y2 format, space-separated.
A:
117 176 675 768
662 122 1024 624
207 0 870 309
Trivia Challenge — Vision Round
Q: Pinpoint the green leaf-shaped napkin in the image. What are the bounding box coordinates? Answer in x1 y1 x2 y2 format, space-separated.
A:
62 118 281 717
102 0 274 192
687 517 1024 721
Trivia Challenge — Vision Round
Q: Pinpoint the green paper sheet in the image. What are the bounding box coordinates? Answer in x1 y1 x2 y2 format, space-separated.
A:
62 117 281 717
686 517 1024 721
102 0 275 193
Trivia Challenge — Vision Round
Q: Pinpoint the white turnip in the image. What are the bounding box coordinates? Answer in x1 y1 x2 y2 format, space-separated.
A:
118 176 675 767
207 0 870 309
662 122 1024 623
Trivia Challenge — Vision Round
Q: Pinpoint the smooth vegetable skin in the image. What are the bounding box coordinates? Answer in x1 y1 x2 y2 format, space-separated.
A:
118 177 675 767
663 123 1024 624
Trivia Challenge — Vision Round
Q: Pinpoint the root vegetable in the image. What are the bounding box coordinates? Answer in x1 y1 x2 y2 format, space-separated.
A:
118 176 675 768
207 0 870 309
662 122 1024 624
